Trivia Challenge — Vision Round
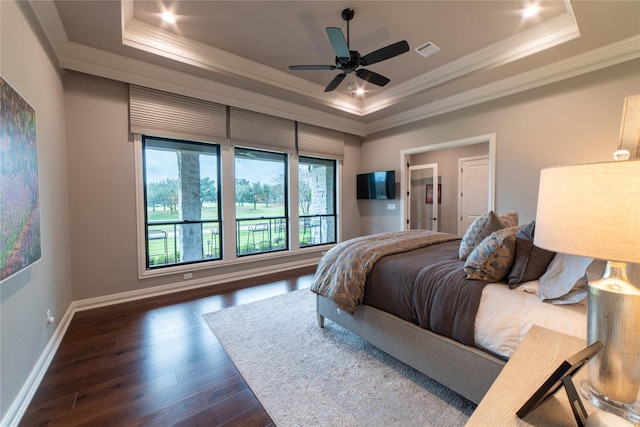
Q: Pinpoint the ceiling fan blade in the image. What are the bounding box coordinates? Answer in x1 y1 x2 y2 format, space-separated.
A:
356 68 390 87
289 65 336 70
326 27 350 60
324 73 346 92
360 40 410 66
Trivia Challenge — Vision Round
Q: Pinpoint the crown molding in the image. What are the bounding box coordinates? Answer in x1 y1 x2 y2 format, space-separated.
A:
27 0 640 137
120 1 362 116
363 2 580 115
120 0 579 117
27 0 366 135
28 0 69 60
366 35 640 134
60 40 368 136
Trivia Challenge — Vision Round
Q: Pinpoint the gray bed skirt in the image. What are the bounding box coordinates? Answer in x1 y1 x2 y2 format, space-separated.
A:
316 294 505 404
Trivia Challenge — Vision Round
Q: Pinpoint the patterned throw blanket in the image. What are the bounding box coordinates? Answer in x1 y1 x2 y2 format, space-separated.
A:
311 230 461 314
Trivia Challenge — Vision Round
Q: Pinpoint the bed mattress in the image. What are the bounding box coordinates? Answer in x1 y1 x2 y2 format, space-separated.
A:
475 282 587 359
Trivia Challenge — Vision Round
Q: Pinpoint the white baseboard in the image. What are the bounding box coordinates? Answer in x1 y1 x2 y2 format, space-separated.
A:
1 306 74 427
72 258 318 312
1 258 318 427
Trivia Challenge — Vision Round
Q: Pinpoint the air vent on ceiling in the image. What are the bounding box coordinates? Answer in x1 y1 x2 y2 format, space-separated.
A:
415 41 440 58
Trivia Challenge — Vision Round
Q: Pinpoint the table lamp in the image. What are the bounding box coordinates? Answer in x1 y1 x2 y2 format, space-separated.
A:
534 160 640 422
615 94 640 161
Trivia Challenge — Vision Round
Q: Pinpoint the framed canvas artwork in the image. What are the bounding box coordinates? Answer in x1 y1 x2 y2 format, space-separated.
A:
1 76 41 282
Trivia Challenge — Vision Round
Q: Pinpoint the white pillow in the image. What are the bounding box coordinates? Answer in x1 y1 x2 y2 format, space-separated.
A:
538 253 605 304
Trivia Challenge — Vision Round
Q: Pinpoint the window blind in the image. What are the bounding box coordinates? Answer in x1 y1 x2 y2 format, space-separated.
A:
129 85 227 144
228 107 296 153
297 122 344 160
130 85 344 158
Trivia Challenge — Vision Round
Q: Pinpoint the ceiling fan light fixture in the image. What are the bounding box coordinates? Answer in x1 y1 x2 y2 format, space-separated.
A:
289 8 409 92
347 73 356 90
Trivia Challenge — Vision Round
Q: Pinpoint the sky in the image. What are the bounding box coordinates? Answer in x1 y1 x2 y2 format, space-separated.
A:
145 149 282 184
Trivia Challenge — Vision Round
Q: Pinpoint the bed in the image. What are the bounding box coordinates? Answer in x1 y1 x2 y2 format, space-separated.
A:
311 213 593 404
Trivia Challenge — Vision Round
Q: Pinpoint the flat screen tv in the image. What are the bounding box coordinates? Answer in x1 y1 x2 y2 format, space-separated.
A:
357 170 395 200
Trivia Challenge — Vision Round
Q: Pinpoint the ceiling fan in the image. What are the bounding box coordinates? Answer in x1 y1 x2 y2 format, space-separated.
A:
289 8 410 92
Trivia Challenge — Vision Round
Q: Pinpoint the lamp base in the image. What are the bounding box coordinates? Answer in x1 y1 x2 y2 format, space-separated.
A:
581 380 640 423
581 261 640 424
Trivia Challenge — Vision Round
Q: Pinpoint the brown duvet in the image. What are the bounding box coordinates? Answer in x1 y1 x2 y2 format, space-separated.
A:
311 231 461 314
362 239 488 346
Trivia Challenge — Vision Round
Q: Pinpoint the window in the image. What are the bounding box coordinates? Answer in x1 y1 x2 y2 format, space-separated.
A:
132 86 345 275
299 156 336 247
234 147 288 256
143 137 221 268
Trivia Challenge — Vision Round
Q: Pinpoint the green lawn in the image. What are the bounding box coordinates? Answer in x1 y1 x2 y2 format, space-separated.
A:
146 202 304 265
147 202 285 222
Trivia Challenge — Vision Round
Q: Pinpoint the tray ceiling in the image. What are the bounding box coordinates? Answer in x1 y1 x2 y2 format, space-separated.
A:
30 1 640 135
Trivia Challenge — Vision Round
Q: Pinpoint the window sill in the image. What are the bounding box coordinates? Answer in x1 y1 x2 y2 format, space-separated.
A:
138 244 334 280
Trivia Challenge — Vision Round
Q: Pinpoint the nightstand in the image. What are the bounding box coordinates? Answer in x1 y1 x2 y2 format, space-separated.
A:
467 325 595 426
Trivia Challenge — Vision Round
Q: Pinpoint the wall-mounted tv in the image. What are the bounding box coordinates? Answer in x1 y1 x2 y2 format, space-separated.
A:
357 170 396 200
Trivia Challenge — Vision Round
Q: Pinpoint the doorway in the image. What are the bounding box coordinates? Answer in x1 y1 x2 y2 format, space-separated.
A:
407 163 439 231
400 133 495 235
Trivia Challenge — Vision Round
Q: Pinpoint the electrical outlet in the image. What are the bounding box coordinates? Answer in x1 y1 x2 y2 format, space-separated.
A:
45 310 54 327
184 273 193 280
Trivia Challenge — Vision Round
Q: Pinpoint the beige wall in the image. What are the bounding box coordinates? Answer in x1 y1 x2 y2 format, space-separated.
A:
64 73 140 300
342 133 363 239
63 70 363 301
359 59 640 234
1 0 638 422
0 1 72 421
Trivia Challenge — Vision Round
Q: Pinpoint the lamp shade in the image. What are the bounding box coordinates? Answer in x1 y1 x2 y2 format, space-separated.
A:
534 160 640 264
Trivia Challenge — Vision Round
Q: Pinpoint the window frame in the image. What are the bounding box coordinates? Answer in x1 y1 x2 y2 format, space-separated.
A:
142 136 222 270
134 135 341 279
234 147 289 257
298 155 337 247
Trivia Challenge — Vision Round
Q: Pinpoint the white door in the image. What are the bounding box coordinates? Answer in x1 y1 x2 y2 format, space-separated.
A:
406 162 439 231
458 156 489 236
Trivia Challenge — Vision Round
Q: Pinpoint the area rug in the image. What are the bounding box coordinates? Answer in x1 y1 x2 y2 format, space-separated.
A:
203 289 476 426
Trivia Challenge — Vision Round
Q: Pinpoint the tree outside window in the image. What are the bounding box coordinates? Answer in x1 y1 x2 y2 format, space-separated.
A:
143 137 221 267
234 148 288 255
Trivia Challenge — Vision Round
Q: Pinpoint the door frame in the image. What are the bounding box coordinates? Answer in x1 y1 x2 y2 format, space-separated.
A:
406 162 438 231
399 133 496 232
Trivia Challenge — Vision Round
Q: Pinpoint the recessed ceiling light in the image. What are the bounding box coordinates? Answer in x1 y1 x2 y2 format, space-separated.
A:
521 5 541 18
162 12 176 24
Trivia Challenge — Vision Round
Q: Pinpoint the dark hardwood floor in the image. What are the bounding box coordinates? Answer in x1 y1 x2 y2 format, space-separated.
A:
20 266 316 427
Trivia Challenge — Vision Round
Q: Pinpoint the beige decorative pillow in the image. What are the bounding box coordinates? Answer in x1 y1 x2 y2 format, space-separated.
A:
458 211 519 260
458 212 491 260
464 225 521 281
498 211 519 228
